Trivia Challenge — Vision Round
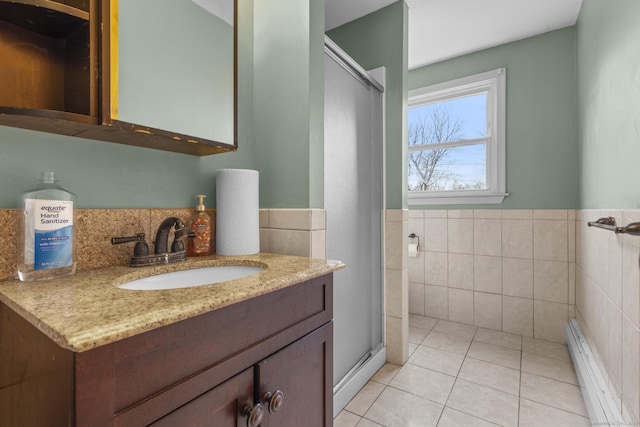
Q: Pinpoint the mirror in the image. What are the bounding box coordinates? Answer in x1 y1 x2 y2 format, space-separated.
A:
107 0 235 154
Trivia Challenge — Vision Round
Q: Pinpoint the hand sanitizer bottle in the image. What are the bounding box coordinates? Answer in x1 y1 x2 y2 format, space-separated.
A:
17 172 77 281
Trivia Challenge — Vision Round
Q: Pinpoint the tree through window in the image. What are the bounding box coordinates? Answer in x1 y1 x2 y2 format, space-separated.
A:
408 69 507 205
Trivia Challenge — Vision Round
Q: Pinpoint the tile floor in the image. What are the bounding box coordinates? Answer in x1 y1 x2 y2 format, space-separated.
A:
334 315 591 427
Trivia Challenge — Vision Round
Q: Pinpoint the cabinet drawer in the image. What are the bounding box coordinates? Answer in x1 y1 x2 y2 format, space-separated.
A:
112 274 332 413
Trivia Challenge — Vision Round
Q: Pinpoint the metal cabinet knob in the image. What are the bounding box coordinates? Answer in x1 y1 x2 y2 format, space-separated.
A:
262 390 284 414
242 403 264 427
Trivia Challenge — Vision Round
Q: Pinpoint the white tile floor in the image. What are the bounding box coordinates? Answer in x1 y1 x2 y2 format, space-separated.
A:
334 315 591 427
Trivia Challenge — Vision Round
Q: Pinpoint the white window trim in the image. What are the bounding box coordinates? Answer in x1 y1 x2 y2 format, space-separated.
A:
408 68 508 206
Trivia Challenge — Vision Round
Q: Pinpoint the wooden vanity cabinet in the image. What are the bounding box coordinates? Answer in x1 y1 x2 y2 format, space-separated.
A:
0 274 333 426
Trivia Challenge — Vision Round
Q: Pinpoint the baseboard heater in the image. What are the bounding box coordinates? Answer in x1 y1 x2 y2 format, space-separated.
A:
565 319 624 425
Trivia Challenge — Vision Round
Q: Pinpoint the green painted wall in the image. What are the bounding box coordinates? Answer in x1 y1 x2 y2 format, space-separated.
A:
408 28 579 209
577 0 640 209
251 0 324 208
327 1 409 210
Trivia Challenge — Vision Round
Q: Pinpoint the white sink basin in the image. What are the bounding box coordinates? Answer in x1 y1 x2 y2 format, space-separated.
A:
119 265 264 290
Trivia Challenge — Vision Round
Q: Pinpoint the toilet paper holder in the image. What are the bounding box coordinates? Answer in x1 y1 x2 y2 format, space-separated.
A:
408 233 420 250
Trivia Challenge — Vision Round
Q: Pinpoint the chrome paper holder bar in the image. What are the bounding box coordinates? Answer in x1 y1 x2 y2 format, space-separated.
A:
588 217 640 236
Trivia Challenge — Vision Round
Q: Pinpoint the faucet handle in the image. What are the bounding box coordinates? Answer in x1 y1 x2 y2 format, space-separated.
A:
111 233 150 257
171 230 196 253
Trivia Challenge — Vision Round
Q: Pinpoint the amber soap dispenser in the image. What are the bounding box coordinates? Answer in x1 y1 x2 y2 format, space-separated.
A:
188 195 212 256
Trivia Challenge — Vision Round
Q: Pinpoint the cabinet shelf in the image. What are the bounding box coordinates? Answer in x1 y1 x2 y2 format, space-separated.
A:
0 0 97 128
0 1 88 38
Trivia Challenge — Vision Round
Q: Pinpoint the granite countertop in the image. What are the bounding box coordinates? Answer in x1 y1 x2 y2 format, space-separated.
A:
0 253 344 352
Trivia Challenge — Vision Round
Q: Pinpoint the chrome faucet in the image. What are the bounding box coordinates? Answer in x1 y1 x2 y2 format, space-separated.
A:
112 217 194 267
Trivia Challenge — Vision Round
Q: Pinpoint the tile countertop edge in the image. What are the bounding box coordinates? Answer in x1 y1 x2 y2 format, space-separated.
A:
0 253 345 352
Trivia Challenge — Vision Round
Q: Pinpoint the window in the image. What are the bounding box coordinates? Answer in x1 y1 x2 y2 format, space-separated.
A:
408 68 507 205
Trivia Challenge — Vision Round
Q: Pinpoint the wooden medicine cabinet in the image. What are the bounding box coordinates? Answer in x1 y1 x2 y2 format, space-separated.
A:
0 0 236 156
0 0 99 134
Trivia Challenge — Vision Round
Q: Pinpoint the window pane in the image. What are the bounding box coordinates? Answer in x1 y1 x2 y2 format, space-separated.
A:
408 144 486 191
408 93 487 146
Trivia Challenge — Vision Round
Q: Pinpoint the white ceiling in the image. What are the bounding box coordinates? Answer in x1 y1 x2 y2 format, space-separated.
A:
325 0 583 70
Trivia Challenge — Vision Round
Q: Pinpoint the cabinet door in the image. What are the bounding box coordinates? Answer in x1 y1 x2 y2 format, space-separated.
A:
257 322 333 427
151 367 254 427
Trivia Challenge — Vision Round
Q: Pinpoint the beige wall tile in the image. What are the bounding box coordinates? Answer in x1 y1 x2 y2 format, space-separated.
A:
622 317 640 423
474 255 502 294
386 268 406 318
268 209 312 230
408 215 425 255
503 258 533 298
424 209 447 218
259 209 269 228
622 232 640 328
474 219 501 256
385 209 407 222
503 296 533 337
408 250 425 284
409 282 424 315
474 292 502 330
534 300 568 343
533 220 568 262
533 209 568 220
311 209 326 231
425 251 448 287
448 219 473 254
424 217 448 252
448 288 474 325
259 229 269 252
534 260 569 304
448 210 473 219
268 229 310 257
502 209 533 220
474 209 501 219
569 262 576 305
310 230 326 259
425 285 448 319
502 219 533 259
385 315 409 365
605 299 622 397
448 253 473 290
609 233 623 308
568 219 576 263
385 218 406 270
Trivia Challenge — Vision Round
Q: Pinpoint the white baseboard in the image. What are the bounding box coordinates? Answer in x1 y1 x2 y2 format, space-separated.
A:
566 319 624 425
